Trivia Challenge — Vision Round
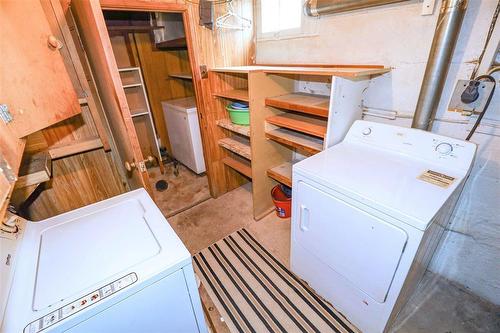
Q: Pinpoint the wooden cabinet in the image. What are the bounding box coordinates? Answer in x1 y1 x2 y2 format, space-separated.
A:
0 0 81 138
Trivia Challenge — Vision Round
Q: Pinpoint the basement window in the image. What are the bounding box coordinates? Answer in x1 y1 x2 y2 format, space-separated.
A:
258 0 314 40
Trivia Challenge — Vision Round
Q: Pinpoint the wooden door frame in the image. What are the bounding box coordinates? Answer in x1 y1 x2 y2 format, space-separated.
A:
99 0 219 197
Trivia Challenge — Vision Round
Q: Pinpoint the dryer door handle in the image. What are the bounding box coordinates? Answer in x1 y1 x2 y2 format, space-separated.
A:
299 204 310 232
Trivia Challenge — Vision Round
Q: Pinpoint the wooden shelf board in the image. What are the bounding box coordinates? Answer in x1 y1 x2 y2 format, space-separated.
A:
213 89 249 102
266 113 327 138
169 73 193 80
210 65 390 77
222 156 252 179
130 109 149 117
156 37 187 50
118 67 140 72
266 128 323 155
15 152 52 189
218 136 251 160
123 83 142 89
48 138 103 159
216 119 250 137
266 92 330 118
107 25 164 32
267 162 293 187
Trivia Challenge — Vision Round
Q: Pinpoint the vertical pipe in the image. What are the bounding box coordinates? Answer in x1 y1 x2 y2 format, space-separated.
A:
412 0 468 130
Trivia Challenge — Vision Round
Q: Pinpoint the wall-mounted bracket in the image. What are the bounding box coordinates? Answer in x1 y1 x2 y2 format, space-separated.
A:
0 104 13 124
0 153 17 183
421 0 436 16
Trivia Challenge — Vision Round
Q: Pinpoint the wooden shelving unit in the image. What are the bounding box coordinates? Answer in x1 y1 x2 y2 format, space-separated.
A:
213 89 249 102
118 67 163 172
209 65 390 220
218 136 251 160
266 113 327 138
265 92 330 118
265 128 323 155
216 119 250 137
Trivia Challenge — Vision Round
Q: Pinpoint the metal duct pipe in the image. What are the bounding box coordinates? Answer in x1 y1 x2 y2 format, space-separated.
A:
412 0 468 130
305 0 410 16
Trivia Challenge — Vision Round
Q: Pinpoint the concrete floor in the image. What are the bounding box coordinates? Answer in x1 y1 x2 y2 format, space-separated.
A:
148 163 210 217
163 184 500 333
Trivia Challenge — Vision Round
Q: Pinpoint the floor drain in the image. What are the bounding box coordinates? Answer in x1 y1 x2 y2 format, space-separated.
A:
155 180 168 192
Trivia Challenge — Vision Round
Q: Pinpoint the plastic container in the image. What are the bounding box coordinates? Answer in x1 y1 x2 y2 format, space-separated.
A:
226 105 250 125
271 185 292 218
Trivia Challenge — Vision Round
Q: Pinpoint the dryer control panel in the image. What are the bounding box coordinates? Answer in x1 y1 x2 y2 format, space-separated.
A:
25 273 138 333
346 120 477 172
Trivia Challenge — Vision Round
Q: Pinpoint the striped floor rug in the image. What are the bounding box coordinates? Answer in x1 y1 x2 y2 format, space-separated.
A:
193 228 359 333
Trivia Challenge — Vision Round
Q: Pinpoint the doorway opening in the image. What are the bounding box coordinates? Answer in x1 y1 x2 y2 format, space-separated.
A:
103 10 210 217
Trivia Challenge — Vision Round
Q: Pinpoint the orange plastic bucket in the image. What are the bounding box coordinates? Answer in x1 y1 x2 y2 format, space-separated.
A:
271 185 291 218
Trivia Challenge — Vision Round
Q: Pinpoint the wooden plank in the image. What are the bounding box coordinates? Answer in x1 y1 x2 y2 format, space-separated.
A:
15 152 52 189
106 25 164 32
169 72 193 80
266 113 327 138
248 71 294 220
266 92 330 118
267 162 292 187
266 128 323 155
51 0 111 151
27 149 125 220
0 0 81 138
222 157 252 179
218 137 251 160
216 119 250 137
72 0 152 195
156 37 187 50
49 137 103 159
213 89 249 102
211 65 391 77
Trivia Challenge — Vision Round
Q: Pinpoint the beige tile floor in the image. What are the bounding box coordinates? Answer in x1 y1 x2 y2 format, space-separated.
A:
162 183 500 333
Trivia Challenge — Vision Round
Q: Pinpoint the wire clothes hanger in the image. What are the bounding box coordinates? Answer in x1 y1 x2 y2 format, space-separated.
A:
215 2 252 30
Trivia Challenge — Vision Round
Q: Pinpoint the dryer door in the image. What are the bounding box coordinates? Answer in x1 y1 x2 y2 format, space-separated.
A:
292 180 408 303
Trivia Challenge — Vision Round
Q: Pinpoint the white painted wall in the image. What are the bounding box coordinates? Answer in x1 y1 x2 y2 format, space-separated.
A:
256 0 500 304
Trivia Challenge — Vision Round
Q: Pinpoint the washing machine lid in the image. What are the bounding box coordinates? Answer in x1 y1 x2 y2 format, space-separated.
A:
294 121 476 230
8 189 190 314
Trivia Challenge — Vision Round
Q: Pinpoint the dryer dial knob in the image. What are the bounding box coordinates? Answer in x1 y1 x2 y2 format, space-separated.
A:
362 127 372 136
436 142 453 155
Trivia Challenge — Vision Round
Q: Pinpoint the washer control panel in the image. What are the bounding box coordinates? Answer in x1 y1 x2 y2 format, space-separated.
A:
25 273 137 333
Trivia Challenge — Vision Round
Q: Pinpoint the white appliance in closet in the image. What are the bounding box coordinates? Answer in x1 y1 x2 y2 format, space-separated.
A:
291 120 476 333
1 189 207 333
162 97 206 174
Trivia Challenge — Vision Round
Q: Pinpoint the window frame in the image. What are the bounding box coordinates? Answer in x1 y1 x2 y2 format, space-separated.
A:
256 0 318 41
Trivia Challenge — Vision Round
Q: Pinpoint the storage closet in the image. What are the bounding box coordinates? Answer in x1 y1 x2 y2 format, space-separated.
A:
100 10 209 216
103 11 197 175
209 66 390 220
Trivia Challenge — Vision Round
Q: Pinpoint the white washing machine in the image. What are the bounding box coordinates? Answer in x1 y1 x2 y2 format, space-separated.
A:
291 120 476 333
0 189 207 333
162 97 206 174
